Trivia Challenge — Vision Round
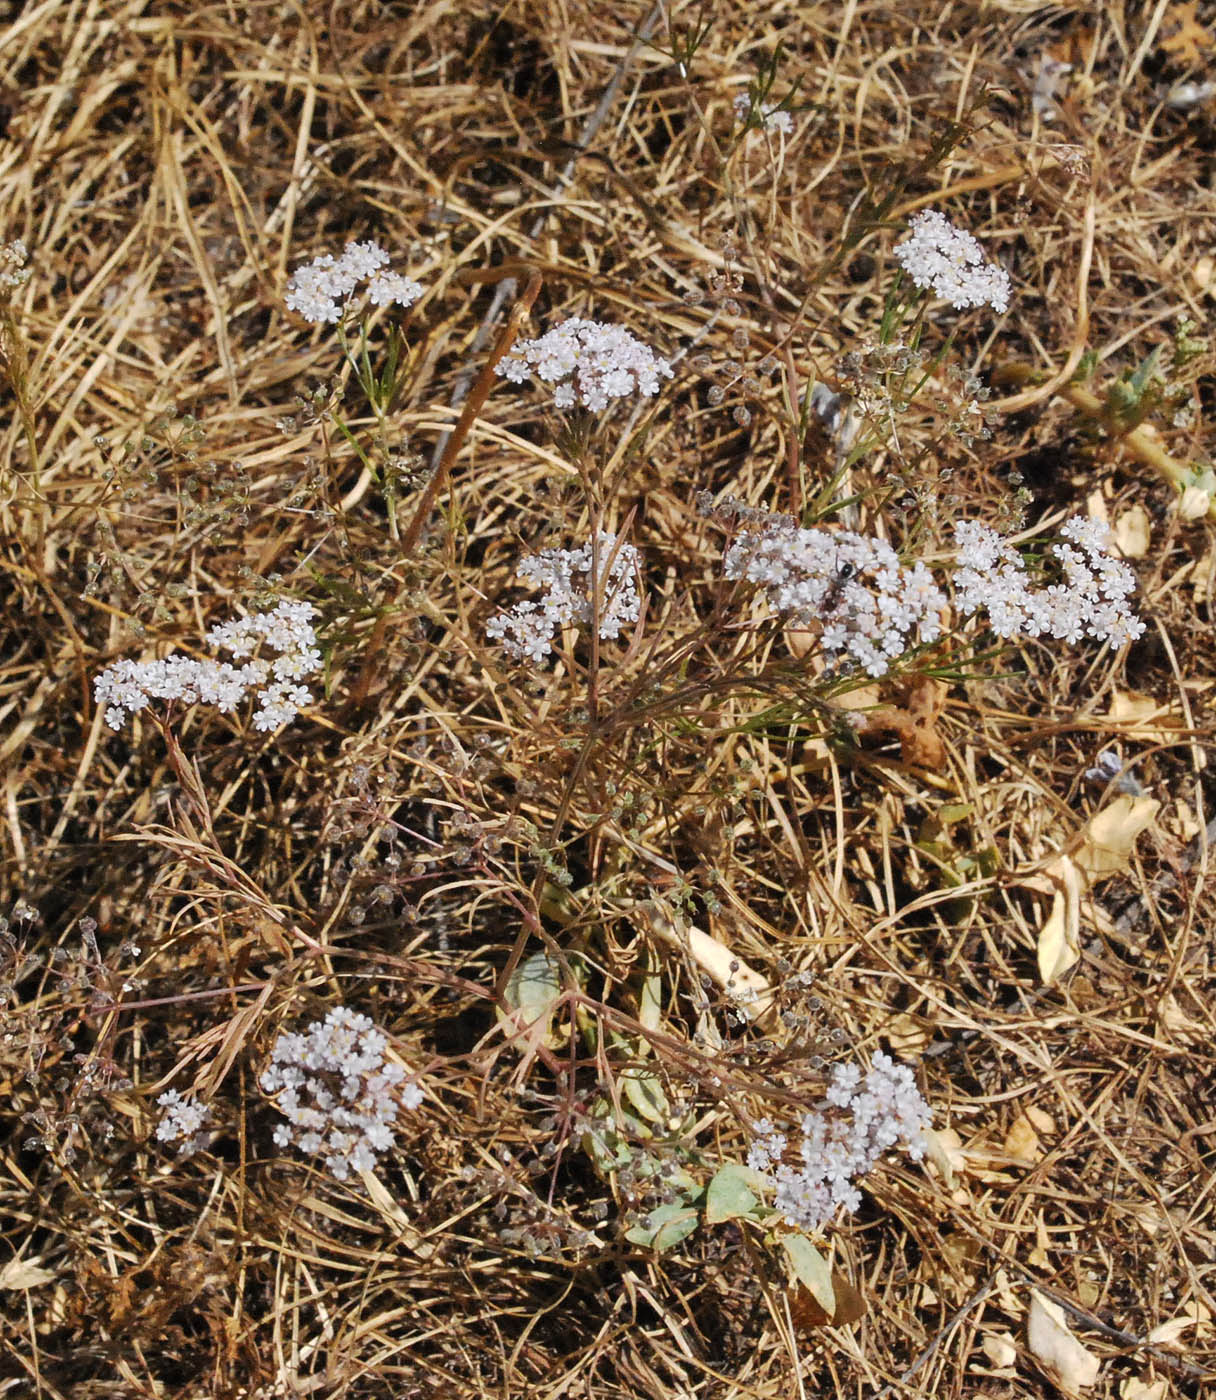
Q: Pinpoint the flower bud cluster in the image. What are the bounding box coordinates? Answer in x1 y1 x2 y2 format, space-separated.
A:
495 318 673 412
487 532 641 663
260 1007 422 1181
747 1052 930 1231
94 599 320 731
725 519 947 676
952 516 1145 645
285 240 423 324
894 210 1012 313
0 240 30 291
733 93 794 134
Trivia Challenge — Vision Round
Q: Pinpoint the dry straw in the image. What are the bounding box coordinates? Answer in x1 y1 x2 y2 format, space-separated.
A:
0 2 1213 1398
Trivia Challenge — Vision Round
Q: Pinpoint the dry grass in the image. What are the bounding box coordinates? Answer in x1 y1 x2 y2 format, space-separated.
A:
1 1 1215 1397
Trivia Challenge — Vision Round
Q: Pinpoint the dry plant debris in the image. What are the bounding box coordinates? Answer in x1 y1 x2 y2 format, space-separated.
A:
1 2 1215 1398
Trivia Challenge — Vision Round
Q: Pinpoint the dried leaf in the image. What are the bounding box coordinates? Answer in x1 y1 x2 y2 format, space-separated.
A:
1027 794 1159 982
1160 2 1213 66
1114 505 1151 558
921 1125 965 1186
1120 1379 1168 1400
887 1012 930 1056
0 1255 56 1290
1074 795 1160 880
1027 1291 1101 1392
1037 856 1084 983
788 1269 867 1330
1108 691 1183 743
1148 1297 1211 1345
783 1235 835 1316
1187 545 1214 600
1028 1213 1052 1269
1004 1111 1045 1165
858 677 948 767
639 905 773 1023
981 1331 1019 1368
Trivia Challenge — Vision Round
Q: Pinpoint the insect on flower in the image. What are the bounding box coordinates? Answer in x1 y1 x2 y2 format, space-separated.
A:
819 559 859 615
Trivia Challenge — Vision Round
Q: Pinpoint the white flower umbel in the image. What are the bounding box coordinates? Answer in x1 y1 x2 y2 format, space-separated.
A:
724 519 947 676
285 239 423 324
487 532 642 662
952 516 1145 646
495 318 673 412
747 1053 930 1233
733 93 794 134
155 1088 211 1156
894 210 1012 313
94 599 320 731
260 1007 418 1181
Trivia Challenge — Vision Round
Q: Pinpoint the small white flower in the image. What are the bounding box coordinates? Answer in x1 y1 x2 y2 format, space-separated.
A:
495 318 672 412
94 600 321 731
0 240 30 291
894 210 1012 313
749 1054 930 1231
952 516 1144 645
285 240 423 324
724 518 947 676
261 1007 421 1180
488 532 642 662
733 92 794 134
155 1088 211 1156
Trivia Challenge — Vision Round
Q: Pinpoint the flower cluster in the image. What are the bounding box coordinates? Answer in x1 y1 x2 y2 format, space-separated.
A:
94 599 320 731
733 93 794 134
155 1089 211 1156
748 1053 930 1232
285 240 423 324
893 210 1012 313
0 240 29 291
952 516 1145 645
260 1007 421 1181
724 519 947 676
487 532 641 663
495 318 673 412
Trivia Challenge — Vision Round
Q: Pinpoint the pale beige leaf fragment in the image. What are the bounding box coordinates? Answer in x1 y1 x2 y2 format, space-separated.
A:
887 1011 929 1055
1004 1107 1053 1165
0 1255 56 1290
1037 857 1084 983
981 1331 1018 1368
1180 484 1214 520
1027 1291 1101 1391
638 903 773 1023
1107 691 1183 743
921 1125 964 1186
1148 1297 1212 1345
1023 794 1160 983
1073 795 1161 880
1114 505 1151 558
1028 1213 1052 1269
1120 1379 1168 1400
1188 545 1214 600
